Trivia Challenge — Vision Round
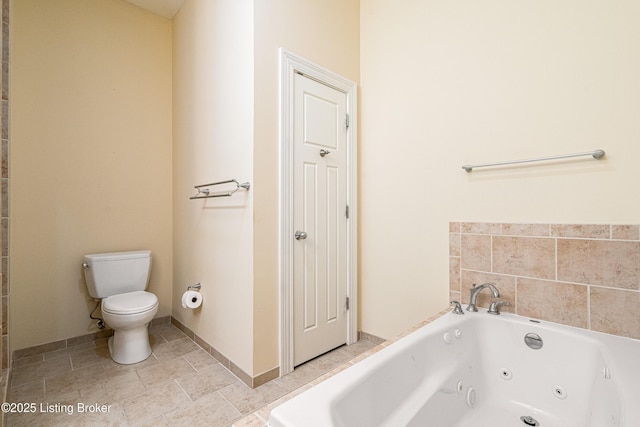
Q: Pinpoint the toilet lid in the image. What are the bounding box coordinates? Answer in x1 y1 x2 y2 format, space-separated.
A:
102 291 158 315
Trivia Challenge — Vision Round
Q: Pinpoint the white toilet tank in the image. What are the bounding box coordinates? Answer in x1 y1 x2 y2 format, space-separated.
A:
83 250 152 299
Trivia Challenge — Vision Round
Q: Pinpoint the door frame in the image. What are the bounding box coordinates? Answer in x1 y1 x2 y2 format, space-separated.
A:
279 48 358 376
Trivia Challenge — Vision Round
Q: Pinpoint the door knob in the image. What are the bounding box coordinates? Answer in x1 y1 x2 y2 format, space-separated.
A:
295 230 308 240
319 149 330 157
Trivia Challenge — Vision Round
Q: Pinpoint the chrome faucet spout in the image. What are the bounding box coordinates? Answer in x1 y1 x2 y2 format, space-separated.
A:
466 283 500 312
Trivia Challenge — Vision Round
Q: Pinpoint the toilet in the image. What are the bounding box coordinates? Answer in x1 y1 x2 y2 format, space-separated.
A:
82 250 159 364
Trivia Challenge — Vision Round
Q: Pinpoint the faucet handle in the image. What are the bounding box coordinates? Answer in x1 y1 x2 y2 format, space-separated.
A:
487 299 511 315
450 301 464 315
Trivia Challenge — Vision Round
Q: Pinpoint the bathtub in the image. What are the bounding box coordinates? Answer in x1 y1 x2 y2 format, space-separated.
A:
269 310 640 427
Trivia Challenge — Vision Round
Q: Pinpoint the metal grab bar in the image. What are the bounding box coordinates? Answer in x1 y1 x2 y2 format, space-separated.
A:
462 149 605 172
190 179 251 199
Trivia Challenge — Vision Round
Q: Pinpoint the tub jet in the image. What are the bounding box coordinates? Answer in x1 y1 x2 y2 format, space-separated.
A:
520 415 540 426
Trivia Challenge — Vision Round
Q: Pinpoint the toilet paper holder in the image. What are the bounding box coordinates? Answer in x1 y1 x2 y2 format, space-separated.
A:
187 283 201 291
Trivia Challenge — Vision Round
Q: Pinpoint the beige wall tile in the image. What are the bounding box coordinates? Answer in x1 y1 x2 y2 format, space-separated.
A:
501 223 550 237
492 236 555 279
460 234 491 271
449 257 460 292
612 225 640 241
449 222 460 233
449 290 461 304
551 224 610 239
516 278 588 328
451 222 640 340
557 239 640 289
461 222 501 235
591 287 640 339
450 233 460 256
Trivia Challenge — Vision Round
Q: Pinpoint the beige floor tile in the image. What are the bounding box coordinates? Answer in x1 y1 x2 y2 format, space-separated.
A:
232 413 268 427
43 342 96 361
136 415 170 426
63 402 127 427
306 340 376 372
220 380 288 415
69 345 111 370
79 370 146 402
164 391 241 427
148 328 169 351
176 363 239 401
45 367 100 398
97 352 160 379
272 362 325 392
12 353 44 368
255 384 313 422
8 378 45 402
7 409 73 427
152 337 200 362
342 339 378 357
12 356 73 387
182 348 219 371
136 356 196 388
151 323 187 342
122 381 191 424
7 323 381 426
7 393 82 427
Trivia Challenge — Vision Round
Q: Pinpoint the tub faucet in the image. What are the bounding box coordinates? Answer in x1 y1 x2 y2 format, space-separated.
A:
466 283 500 312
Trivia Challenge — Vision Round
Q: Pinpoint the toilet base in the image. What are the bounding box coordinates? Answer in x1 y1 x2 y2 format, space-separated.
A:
108 326 152 365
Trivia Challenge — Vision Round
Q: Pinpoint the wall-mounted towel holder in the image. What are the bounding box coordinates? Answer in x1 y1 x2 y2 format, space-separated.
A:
462 149 605 172
190 179 251 199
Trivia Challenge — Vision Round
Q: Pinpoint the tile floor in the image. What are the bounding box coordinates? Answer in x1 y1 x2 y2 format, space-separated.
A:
5 323 378 426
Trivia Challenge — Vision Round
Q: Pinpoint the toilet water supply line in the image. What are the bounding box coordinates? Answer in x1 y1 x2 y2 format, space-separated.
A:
90 300 105 329
83 261 106 329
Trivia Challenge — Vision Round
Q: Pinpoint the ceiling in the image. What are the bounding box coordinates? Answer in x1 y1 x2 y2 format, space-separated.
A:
124 0 185 19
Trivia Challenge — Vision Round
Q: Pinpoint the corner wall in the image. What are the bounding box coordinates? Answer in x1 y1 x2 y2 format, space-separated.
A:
171 0 255 375
360 0 640 339
172 0 360 380
10 0 173 351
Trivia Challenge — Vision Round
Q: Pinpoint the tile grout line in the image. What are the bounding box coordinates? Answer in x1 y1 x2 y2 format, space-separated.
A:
216 389 244 420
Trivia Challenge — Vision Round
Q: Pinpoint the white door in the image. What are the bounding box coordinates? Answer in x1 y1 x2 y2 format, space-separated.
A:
293 72 349 366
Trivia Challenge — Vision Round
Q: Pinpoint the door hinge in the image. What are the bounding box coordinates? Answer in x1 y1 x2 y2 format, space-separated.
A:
346 296 350 311
345 114 350 129
346 205 350 219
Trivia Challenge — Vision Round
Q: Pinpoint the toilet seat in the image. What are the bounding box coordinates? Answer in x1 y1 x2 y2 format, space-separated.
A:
102 291 158 315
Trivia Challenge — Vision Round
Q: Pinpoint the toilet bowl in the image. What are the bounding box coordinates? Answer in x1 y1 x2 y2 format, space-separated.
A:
101 290 159 364
82 250 158 365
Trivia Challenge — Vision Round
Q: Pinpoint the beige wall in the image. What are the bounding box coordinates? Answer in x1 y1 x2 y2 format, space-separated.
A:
172 0 360 378
172 0 255 374
13 0 636 379
360 0 640 338
253 0 360 375
10 0 173 350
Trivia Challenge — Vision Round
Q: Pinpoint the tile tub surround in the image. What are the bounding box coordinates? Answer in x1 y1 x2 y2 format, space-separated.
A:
450 222 640 339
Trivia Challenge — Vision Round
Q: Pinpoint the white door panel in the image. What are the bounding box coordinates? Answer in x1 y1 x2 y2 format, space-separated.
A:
293 73 348 366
